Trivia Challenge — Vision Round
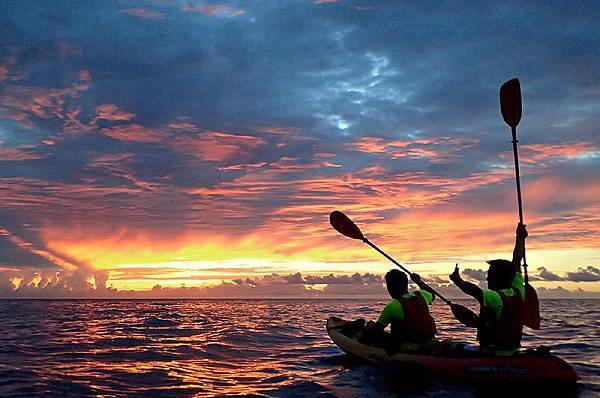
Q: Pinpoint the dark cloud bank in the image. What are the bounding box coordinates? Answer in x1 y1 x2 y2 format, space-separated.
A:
2 268 599 299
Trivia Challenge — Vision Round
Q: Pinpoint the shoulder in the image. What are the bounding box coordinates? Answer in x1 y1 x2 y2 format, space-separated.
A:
385 299 403 310
417 290 434 305
383 299 402 314
379 299 404 324
483 289 502 309
511 272 525 297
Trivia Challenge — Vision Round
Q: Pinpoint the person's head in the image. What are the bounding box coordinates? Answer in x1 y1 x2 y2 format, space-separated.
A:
385 269 408 299
486 259 516 290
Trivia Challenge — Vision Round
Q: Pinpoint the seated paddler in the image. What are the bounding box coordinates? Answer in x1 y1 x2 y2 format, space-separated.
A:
449 223 527 355
364 269 437 351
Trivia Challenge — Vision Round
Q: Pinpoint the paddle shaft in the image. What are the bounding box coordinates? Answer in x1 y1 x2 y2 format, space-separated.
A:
363 239 453 305
510 127 529 283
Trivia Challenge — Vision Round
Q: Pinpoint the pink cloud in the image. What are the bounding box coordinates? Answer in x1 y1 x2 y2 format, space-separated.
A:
0 65 9 83
100 124 165 143
0 59 24 83
60 106 95 135
85 153 158 191
500 141 599 166
0 68 91 126
182 3 245 17
258 126 302 135
0 142 42 161
170 131 265 161
95 103 135 122
167 122 200 132
346 136 480 163
219 162 267 171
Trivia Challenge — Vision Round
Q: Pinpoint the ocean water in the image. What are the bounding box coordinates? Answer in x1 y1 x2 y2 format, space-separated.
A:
0 299 597 397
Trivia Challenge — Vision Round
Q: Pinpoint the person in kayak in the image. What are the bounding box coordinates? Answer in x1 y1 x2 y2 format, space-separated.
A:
363 269 437 351
449 223 528 355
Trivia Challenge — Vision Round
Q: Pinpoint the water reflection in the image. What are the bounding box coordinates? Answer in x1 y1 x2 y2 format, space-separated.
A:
0 299 597 397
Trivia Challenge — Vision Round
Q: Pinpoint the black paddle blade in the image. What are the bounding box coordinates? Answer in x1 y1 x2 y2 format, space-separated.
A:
329 211 364 240
523 284 541 329
450 303 480 328
500 78 522 128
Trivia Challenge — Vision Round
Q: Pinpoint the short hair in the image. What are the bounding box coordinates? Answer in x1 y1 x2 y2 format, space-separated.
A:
486 259 516 289
385 269 408 298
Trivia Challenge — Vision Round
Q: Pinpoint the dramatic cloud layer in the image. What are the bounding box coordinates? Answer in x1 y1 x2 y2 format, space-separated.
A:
0 1 598 297
2 268 599 299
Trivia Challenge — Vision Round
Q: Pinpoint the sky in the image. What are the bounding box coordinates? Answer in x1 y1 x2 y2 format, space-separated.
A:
0 1 599 298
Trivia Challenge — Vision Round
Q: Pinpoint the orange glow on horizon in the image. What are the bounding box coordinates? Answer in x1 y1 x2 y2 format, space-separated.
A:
38 208 600 292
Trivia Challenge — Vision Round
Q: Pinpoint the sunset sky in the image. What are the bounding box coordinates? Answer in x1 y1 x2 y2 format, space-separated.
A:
1 1 598 298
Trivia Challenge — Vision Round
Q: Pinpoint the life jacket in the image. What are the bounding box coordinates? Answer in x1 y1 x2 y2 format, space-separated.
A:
478 289 524 351
390 292 437 342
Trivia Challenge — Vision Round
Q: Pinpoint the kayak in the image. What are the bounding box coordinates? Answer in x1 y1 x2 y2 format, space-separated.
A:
327 316 578 384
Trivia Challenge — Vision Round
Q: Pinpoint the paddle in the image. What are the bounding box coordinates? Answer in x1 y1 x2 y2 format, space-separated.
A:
500 78 541 329
329 210 480 328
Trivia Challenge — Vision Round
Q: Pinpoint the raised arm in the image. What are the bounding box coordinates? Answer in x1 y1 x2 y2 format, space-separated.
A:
449 264 483 305
512 222 528 272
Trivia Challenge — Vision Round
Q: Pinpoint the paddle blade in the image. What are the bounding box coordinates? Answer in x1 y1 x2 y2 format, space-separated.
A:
500 78 522 128
450 303 480 328
329 211 364 240
523 283 541 329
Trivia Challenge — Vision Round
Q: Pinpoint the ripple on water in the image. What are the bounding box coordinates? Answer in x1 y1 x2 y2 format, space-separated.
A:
0 299 598 397
142 316 181 327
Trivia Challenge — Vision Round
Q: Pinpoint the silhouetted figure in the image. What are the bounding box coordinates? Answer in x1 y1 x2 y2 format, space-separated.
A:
363 269 437 352
450 223 528 355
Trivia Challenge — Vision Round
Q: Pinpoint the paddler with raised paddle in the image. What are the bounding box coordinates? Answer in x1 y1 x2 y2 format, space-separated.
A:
450 77 541 355
450 222 528 355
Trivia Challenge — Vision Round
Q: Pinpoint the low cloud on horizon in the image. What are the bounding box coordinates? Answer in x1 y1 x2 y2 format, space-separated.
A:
2 268 599 299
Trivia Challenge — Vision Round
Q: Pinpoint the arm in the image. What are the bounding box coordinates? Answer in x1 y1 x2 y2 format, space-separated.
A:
512 223 528 272
376 300 400 328
450 264 483 305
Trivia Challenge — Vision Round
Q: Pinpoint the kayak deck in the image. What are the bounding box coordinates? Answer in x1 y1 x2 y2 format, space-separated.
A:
327 316 578 384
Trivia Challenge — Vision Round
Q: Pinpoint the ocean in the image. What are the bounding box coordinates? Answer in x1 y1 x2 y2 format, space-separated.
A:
0 299 597 397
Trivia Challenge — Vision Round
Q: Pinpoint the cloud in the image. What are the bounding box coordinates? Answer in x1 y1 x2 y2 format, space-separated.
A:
462 268 487 282
0 65 8 83
0 143 43 161
499 142 600 166
346 136 480 163
428 275 450 284
533 286 600 299
284 272 383 285
0 62 90 128
181 3 245 17
0 226 82 272
94 104 136 122
536 266 565 281
457 266 600 283
0 267 118 298
169 131 266 162
566 266 600 282
1 269 598 299
100 124 165 143
167 122 200 132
